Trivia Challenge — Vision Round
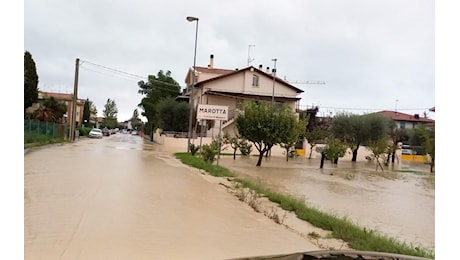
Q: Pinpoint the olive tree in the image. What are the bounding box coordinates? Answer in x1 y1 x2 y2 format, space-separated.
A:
330 112 390 162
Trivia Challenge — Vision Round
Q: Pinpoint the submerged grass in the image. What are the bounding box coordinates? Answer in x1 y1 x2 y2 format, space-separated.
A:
174 152 434 259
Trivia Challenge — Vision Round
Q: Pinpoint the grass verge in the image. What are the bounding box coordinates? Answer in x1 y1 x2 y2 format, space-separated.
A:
174 152 434 259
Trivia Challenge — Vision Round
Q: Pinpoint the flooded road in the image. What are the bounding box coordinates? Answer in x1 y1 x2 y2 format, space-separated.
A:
24 134 321 260
218 155 435 251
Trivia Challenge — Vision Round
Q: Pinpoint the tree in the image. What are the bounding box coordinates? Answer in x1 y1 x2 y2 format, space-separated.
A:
410 125 435 173
24 51 39 113
102 98 118 129
279 115 308 162
89 101 98 125
304 128 329 159
130 109 144 130
386 121 406 165
31 97 67 122
138 70 181 135
156 97 189 132
235 101 299 167
222 132 239 160
367 138 391 171
330 112 390 162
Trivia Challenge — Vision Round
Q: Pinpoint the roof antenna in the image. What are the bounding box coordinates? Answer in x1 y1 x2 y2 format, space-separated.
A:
247 44 255 66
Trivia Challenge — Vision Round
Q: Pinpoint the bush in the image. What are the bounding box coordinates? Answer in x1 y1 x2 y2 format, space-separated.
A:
201 138 221 164
239 138 253 156
190 144 200 156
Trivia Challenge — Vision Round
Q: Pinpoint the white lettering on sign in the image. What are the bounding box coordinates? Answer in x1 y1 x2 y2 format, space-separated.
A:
196 104 229 120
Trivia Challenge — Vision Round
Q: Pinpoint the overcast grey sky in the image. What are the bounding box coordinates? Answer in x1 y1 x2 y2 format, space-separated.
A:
23 0 436 121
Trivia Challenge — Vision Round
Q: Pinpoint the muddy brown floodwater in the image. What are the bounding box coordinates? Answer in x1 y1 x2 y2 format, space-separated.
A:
218 154 435 252
24 135 435 259
25 135 323 260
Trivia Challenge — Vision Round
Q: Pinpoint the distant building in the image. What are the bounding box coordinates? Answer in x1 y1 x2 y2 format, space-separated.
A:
26 91 86 126
375 110 435 129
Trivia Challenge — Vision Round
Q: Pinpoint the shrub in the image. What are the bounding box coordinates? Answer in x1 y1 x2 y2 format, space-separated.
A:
238 138 253 156
190 143 200 156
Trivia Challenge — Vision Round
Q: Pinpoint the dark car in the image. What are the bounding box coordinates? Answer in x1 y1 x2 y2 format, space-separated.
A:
102 128 110 136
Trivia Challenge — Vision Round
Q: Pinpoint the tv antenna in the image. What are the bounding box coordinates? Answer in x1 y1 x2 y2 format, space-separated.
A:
283 76 325 85
247 44 255 66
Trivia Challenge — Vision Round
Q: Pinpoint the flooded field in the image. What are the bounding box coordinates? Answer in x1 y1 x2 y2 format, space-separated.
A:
218 155 435 251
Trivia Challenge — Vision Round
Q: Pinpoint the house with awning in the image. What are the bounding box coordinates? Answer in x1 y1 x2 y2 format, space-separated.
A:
183 54 304 138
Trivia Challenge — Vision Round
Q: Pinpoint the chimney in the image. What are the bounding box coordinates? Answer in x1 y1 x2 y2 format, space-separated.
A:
209 54 214 69
414 114 419 119
266 67 270 73
259 64 263 70
272 68 276 77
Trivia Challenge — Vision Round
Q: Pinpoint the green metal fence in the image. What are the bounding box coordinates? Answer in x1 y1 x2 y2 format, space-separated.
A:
24 119 66 138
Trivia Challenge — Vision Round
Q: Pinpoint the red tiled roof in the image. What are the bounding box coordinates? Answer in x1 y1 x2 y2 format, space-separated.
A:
40 91 73 100
376 110 435 124
194 66 235 75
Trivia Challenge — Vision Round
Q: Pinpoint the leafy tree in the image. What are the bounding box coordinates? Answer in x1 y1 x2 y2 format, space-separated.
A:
367 138 391 171
410 124 435 172
138 70 181 135
32 107 56 122
24 51 39 113
330 112 390 162
222 132 239 160
325 138 347 164
102 98 118 129
31 97 67 122
304 128 329 159
279 116 308 162
236 101 299 167
386 121 406 164
89 101 98 125
156 97 189 132
130 109 143 130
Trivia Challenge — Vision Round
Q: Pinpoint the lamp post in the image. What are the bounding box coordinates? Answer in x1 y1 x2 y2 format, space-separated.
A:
271 58 277 105
186 16 199 153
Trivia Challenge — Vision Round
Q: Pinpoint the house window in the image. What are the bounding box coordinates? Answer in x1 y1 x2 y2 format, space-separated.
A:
252 74 259 87
400 122 406 129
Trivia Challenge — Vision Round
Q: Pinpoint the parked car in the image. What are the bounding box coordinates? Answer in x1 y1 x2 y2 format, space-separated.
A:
102 128 110 136
88 128 103 139
401 144 414 155
131 130 138 135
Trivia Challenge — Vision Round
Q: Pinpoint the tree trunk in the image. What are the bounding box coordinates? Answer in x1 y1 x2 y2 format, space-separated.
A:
285 147 290 162
430 157 435 173
351 144 359 162
309 145 314 159
333 158 338 164
256 152 264 167
233 148 237 160
320 152 326 168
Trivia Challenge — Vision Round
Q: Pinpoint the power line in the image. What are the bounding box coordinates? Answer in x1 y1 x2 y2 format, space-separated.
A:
78 59 186 92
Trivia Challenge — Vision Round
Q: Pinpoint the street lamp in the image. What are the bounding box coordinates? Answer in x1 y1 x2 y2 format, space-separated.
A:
186 16 199 153
271 58 277 105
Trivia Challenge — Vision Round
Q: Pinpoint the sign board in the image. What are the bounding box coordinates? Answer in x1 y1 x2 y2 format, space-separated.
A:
196 104 229 120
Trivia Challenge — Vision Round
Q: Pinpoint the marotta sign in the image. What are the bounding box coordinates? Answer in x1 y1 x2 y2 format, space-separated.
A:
196 104 229 121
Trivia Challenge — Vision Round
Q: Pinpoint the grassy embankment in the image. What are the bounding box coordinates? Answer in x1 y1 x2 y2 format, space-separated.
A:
24 133 67 149
174 152 434 259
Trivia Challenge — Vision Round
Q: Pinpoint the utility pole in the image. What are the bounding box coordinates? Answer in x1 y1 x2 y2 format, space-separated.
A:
271 58 277 105
70 58 80 142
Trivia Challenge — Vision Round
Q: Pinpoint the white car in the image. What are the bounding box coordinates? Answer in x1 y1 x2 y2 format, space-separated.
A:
88 128 103 139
